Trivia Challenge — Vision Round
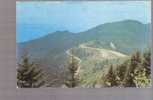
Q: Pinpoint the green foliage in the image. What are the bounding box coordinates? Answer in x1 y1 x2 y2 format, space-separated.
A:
18 20 150 73
103 65 118 87
94 50 151 88
142 49 151 77
132 49 151 87
133 67 151 88
115 62 128 85
65 49 79 88
17 56 45 88
120 50 151 87
17 20 150 87
17 20 151 87
124 51 142 87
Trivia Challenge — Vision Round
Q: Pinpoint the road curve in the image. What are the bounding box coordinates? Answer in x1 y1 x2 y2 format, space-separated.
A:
66 44 128 75
66 49 82 75
79 44 128 59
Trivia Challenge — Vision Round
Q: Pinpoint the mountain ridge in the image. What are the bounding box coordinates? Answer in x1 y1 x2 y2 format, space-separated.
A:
17 19 150 87
17 19 150 44
17 19 150 71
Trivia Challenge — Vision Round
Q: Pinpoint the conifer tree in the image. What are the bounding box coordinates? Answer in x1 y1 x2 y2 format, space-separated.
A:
115 62 127 85
65 49 79 88
142 49 151 77
17 56 45 88
104 65 117 87
133 50 151 87
133 66 151 87
124 51 142 87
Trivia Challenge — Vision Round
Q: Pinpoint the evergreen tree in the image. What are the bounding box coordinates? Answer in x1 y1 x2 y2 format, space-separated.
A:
133 66 151 88
104 65 117 87
142 49 151 77
101 50 151 88
65 49 79 88
115 62 128 85
17 56 45 88
124 51 142 87
133 50 151 87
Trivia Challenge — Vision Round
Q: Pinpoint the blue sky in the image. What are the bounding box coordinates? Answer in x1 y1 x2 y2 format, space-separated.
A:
16 1 151 43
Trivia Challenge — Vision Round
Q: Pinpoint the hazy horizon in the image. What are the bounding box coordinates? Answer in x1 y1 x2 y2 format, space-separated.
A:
16 1 151 43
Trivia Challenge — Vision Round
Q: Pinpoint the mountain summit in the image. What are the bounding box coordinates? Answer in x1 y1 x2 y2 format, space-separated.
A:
17 19 150 67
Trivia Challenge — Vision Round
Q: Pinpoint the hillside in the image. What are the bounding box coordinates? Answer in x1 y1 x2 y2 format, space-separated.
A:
17 20 150 87
71 43 128 87
18 20 150 55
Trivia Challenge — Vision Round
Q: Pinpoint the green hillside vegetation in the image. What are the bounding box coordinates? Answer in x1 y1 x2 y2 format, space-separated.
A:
17 55 45 88
18 20 150 59
73 48 151 88
17 20 151 88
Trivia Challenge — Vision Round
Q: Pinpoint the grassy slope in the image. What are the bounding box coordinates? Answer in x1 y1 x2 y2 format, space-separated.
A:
17 20 150 87
72 43 128 87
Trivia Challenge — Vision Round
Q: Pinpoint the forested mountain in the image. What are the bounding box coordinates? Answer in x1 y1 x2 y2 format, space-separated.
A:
18 20 150 55
17 20 151 87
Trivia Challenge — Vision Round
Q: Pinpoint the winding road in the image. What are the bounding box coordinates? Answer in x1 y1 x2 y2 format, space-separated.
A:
66 49 82 75
79 44 127 59
66 44 128 75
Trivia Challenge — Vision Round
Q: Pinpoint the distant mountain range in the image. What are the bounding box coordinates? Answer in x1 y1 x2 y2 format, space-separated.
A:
17 20 150 73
